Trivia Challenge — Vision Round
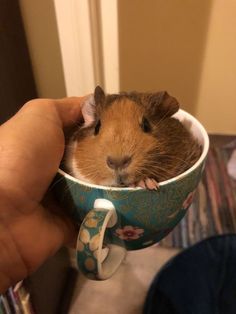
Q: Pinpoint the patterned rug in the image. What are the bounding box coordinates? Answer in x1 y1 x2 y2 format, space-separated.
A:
160 134 236 248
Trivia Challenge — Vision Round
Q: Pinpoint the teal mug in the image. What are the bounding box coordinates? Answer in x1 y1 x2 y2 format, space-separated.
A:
54 109 209 280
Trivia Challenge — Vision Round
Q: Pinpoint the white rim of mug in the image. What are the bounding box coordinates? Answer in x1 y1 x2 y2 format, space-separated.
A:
58 109 210 191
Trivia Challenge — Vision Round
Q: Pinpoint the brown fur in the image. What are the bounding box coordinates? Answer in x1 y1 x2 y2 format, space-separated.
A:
66 88 202 186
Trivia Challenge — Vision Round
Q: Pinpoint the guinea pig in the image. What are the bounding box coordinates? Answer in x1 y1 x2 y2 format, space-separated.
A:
65 86 202 189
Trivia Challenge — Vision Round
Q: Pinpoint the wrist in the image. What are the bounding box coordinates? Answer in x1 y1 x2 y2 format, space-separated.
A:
0 189 29 292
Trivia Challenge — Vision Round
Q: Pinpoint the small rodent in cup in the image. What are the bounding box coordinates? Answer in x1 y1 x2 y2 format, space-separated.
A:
65 86 202 189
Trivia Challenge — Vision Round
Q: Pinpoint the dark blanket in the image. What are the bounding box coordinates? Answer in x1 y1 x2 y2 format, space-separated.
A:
144 234 236 314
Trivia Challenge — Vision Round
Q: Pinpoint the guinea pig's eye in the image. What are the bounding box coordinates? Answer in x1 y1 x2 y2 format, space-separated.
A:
141 117 151 133
94 120 101 135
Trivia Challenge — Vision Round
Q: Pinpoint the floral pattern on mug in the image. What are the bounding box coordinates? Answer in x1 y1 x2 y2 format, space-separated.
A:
115 225 144 241
89 234 100 252
85 218 98 228
80 228 90 244
182 190 196 210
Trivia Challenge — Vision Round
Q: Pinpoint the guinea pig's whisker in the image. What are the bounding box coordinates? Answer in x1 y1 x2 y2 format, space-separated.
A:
143 150 195 167
48 176 66 191
148 163 177 174
71 164 103 182
61 180 78 198
48 169 75 192
148 155 191 166
144 165 178 177
161 154 196 165
162 150 200 164
137 164 175 179
74 165 101 175
59 160 67 168
64 144 76 149
154 107 175 128
145 168 173 180
64 117 83 126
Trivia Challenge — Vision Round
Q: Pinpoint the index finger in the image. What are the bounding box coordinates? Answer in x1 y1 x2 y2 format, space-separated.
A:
17 96 87 129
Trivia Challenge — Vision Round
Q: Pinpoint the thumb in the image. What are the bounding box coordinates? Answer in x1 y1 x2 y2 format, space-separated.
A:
55 96 88 127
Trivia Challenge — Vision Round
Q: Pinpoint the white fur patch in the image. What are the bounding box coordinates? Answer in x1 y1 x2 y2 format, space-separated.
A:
66 141 119 185
66 139 117 185
65 140 86 180
81 94 96 127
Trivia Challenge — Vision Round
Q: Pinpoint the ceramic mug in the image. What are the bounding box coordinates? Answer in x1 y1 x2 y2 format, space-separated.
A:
53 109 209 280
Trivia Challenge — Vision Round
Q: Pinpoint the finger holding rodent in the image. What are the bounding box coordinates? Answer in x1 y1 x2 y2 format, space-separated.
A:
18 96 88 128
54 96 89 127
0 96 89 204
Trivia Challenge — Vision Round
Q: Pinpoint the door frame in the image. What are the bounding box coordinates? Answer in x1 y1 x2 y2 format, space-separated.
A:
53 0 119 96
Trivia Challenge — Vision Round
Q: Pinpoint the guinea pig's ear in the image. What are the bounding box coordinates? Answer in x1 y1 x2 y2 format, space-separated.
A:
81 94 97 127
94 85 105 106
148 91 179 120
81 86 106 127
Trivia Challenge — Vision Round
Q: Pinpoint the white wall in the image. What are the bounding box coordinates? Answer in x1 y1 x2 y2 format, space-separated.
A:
19 0 236 134
19 0 66 98
53 0 95 96
118 0 236 134
195 0 236 134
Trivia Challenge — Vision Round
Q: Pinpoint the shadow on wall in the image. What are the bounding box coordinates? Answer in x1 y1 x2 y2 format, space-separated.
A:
19 0 66 98
118 0 213 114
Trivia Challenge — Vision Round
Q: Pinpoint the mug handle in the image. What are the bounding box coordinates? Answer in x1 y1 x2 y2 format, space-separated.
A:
76 199 126 280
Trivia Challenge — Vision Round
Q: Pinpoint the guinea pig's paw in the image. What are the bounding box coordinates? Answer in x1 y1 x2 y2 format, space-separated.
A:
136 178 159 190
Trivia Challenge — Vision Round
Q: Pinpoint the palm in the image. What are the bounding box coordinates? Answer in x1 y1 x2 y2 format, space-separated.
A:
0 97 84 292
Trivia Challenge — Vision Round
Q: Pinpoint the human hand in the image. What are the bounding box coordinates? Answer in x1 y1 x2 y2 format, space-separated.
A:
0 97 84 292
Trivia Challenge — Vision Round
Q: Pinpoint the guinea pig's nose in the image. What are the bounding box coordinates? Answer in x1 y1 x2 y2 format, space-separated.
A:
107 156 132 170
